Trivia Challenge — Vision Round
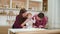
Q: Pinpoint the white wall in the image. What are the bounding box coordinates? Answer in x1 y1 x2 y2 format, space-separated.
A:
58 0 60 28
48 0 60 29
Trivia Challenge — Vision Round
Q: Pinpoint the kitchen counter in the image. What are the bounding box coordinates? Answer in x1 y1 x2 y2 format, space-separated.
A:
8 28 60 34
0 26 11 34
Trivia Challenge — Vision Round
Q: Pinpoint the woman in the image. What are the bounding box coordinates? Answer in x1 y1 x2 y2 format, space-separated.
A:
12 8 27 28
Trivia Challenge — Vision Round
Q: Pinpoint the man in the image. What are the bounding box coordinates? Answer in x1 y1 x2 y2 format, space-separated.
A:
33 13 48 28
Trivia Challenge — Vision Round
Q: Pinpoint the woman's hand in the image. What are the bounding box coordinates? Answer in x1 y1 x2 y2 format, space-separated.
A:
21 23 25 27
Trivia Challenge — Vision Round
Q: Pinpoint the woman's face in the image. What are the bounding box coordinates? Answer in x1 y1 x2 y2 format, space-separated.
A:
22 12 27 17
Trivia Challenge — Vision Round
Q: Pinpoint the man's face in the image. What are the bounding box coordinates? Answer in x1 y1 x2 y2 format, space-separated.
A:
37 16 42 20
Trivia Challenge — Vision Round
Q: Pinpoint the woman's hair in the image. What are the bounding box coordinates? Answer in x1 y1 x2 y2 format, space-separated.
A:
18 8 27 24
19 8 27 15
38 13 44 18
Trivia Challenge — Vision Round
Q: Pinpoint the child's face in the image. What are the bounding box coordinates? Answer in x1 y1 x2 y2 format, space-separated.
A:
37 16 42 20
28 14 32 18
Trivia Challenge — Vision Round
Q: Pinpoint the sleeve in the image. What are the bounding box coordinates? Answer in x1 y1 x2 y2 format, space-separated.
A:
16 15 23 24
15 15 20 23
13 15 22 28
41 16 48 28
15 15 21 26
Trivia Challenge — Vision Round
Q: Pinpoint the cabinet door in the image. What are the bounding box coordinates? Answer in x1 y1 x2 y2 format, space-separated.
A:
43 0 48 11
0 26 11 34
12 0 27 9
0 0 10 8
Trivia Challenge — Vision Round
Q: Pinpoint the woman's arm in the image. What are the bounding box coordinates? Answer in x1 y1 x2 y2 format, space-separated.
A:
21 19 30 27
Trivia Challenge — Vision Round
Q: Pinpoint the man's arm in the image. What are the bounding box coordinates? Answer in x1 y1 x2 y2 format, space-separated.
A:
39 16 48 28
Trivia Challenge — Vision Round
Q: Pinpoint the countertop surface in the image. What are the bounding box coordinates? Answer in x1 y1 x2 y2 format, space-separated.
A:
9 28 46 33
9 28 60 34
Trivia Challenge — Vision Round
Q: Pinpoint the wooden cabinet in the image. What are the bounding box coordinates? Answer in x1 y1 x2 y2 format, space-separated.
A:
43 0 48 11
0 0 10 8
0 0 43 11
29 1 40 11
0 0 48 11
0 26 11 34
12 0 27 9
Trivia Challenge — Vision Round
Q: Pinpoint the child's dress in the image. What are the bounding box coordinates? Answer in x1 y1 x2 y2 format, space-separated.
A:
26 18 35 28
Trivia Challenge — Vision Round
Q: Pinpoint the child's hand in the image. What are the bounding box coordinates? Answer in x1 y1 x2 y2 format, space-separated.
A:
33 17 36 23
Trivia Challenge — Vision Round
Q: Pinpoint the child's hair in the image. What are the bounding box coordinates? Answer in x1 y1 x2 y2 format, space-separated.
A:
28 13 32 15
27 13 32 16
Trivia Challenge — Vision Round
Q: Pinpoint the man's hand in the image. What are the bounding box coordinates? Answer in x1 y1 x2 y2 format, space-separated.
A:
39 25 43 28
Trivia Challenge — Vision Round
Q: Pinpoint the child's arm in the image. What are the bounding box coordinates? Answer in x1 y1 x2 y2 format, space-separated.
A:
32 17 36 23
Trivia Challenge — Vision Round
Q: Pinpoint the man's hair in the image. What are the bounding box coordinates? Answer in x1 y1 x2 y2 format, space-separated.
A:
38 13 44 18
